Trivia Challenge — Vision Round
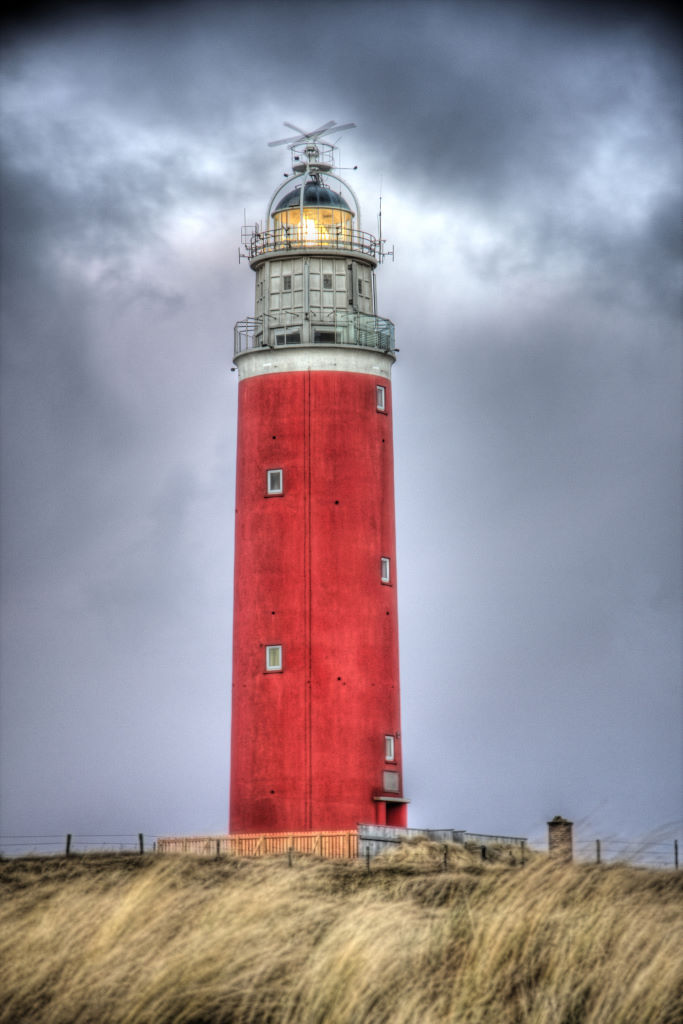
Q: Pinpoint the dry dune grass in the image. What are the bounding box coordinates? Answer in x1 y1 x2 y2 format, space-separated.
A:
1 842 681 1023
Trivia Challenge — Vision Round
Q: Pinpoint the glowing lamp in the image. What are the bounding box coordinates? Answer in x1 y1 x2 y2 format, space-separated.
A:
273 181 353 247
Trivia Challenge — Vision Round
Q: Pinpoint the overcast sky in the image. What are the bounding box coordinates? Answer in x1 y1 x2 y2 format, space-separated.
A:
1 0 680 853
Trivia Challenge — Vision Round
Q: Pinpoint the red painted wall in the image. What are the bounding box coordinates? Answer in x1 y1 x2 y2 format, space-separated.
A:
230 368 406 832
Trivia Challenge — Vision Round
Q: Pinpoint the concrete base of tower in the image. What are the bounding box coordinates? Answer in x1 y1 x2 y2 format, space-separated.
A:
230 789 408 835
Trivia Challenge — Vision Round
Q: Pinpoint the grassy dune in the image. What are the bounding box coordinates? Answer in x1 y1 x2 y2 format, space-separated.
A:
1 842 681 1023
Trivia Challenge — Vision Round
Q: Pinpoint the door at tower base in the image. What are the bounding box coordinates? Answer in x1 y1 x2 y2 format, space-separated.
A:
229 356 407 834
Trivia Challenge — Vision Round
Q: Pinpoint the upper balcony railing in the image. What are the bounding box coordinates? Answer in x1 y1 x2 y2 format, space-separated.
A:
234 310 395 357
241 224 380 261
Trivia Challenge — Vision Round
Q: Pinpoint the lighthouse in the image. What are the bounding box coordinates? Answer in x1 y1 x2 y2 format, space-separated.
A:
230 121 407 834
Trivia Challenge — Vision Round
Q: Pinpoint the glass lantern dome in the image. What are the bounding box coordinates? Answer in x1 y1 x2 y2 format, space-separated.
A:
272 181 354 247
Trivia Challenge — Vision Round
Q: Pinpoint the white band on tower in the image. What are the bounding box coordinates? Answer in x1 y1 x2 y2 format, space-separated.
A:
234 346 395 381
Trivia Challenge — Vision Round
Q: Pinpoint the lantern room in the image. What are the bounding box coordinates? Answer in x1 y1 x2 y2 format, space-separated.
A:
272 182 354 247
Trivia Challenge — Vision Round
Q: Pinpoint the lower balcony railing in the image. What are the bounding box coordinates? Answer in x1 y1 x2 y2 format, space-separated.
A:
234 311 396 356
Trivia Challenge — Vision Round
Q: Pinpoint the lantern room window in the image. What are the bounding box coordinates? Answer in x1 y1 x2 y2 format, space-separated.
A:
272 182 354 248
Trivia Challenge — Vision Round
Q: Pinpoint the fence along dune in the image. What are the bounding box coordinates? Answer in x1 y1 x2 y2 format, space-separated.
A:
1 842 681 1024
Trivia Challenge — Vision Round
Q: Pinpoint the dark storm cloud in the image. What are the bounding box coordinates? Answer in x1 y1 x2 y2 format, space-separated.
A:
1 0 680 847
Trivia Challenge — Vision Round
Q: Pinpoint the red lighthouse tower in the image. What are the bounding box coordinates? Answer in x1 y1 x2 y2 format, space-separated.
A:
230 121 407 834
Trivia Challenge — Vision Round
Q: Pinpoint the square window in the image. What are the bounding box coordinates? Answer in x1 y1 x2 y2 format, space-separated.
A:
376 385 386 411
380 557 391 584
323 274 333 289
383 770 400 793
283 275 292 291
267 469 283 495
384 735 395 761
266 645 282 671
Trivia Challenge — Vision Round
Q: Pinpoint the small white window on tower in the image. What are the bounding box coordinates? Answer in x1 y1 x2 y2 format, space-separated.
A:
380 557 391 584
266 645 282 672
376 385 386 412
323 273 333 290
384 735 395 761
267 469 283 495
283 275 292 291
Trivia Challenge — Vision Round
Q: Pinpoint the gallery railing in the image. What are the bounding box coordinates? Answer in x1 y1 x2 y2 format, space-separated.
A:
241 225 380 260
234 310 396 356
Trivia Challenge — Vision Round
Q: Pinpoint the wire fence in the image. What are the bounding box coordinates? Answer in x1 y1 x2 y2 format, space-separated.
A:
0 834 154 856
574 838 679 869
0 833 680 868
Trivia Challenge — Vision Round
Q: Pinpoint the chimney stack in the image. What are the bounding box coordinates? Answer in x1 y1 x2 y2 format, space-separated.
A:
547 815 573 862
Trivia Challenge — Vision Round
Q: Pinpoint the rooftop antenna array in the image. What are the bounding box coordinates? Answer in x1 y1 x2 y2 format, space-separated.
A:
268 119 356 180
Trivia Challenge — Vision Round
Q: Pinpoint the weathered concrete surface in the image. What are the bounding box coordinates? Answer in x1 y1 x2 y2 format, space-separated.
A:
358 824 527 858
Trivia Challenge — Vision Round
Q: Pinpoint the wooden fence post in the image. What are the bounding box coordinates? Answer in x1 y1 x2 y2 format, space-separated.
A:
139 833 144 855
288 847 293 868
366 850 371 873
442 844 448 872
596 839 601 864
675 839 679 870
521 839 526 866
65 834 72 857
215 839 221 859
